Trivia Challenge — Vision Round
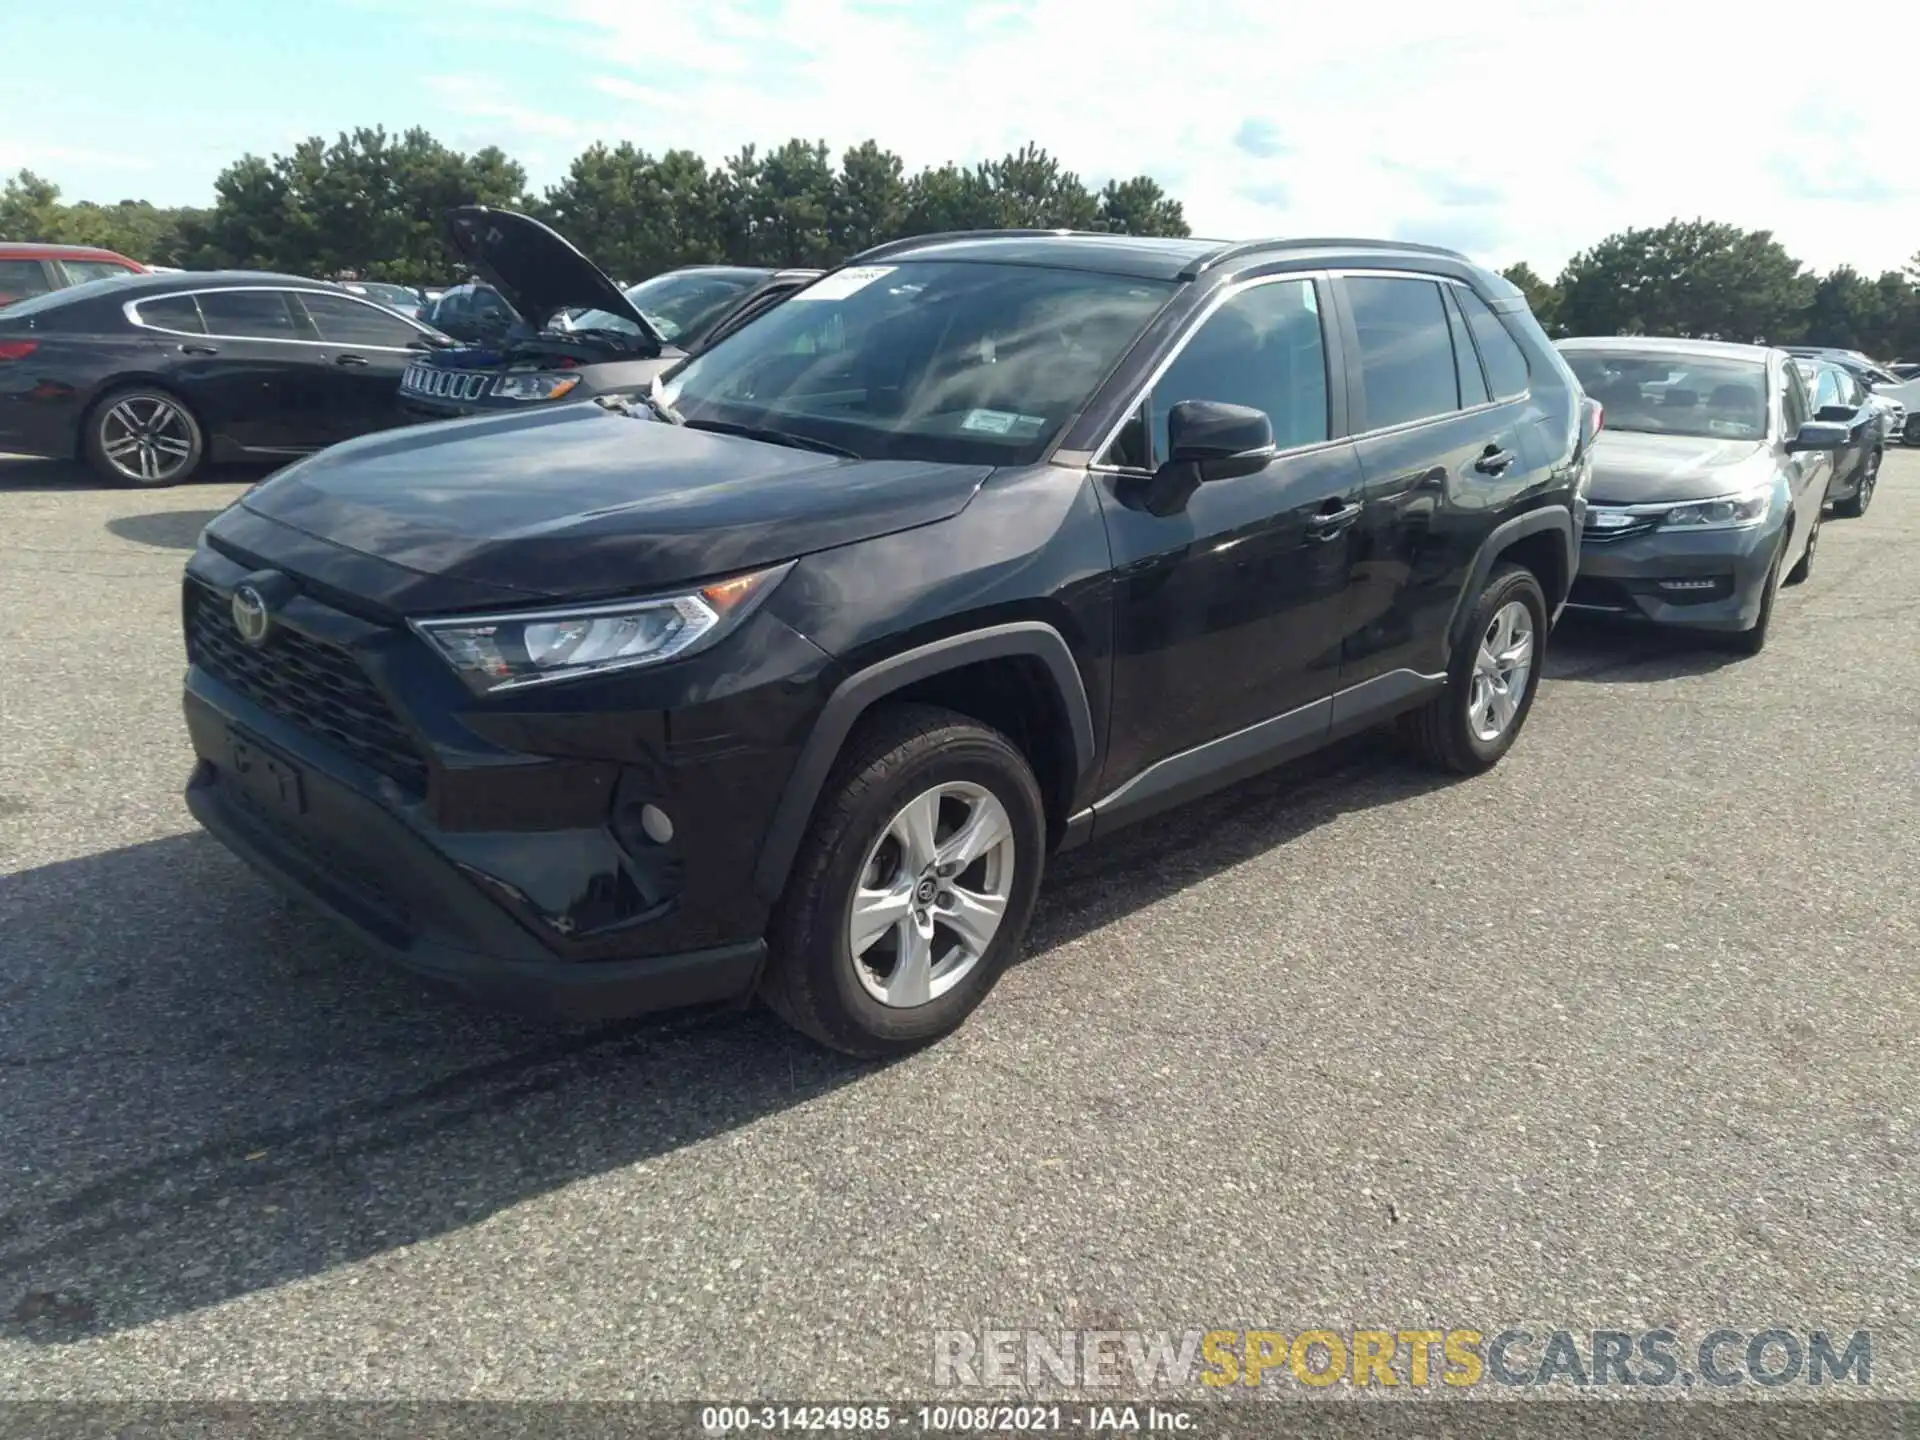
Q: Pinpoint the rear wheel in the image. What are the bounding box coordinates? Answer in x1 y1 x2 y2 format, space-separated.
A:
762 704 1046 1057
1833 450 1878 518
1399 563 1547 775
1905 414 1920 447
83 387 205 487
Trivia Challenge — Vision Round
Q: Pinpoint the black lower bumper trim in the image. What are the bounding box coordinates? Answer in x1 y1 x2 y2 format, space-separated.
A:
187 763 765 1023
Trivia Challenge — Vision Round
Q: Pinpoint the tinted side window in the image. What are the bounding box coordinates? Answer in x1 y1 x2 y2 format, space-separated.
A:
1443 287 1490 406
1346 276 1459 430
1453 285 1530 399
1781 365 1810 434
0 259 52 301
1136 278 1328 464
134 295 206 334
297 292 420 347
197 290 304 340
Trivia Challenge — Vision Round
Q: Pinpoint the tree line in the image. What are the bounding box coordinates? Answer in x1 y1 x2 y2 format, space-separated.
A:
2 128 1915 358
0 127 1187 285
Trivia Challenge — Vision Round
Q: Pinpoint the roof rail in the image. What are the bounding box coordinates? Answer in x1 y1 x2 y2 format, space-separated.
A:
844 228 1088 265
1180 236 1472 280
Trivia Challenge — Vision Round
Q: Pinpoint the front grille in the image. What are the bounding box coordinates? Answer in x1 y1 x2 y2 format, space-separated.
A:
187 581 430 798
402 363 493 401
1582 508 1660 544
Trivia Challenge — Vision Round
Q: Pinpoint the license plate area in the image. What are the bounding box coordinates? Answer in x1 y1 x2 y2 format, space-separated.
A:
227 726 305 818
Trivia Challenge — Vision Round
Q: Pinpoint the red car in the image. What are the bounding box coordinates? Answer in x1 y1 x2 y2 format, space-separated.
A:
0 242 146 307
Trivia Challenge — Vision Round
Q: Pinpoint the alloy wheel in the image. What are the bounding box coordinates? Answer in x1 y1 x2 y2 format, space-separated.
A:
1467 600 1535 743
846 781 1015 1009
99 396 195 484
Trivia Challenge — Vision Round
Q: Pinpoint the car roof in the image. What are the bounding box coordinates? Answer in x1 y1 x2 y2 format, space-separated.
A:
98 269 344 295
0 241 140 262
843 229 1497 287
1556 335 1782 363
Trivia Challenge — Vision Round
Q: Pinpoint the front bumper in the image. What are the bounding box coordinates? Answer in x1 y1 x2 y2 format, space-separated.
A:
178 538 833 1021
184 727 764 1020
1567 520 1781 632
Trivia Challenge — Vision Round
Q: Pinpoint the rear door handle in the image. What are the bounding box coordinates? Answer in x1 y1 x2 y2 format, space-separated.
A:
179 343 219 355
1475 447 1517 475
1306 499 1362 537
334 353 370 367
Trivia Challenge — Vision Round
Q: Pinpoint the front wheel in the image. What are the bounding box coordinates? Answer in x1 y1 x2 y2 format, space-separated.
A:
762 704 1047 1057
1725 547 1782 655
83 387 206 487
1400 563 1547 775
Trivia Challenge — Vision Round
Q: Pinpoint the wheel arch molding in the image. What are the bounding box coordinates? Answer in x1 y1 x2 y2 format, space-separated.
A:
1450 504 1575 649
750 621 1097 904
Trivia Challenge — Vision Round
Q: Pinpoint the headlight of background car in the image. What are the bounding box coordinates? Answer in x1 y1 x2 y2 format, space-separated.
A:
1659 484 1773 531
491 373 581 402
411 563 791 693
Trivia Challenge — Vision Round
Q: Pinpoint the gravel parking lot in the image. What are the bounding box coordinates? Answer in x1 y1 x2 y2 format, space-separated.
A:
1 450 1915 1399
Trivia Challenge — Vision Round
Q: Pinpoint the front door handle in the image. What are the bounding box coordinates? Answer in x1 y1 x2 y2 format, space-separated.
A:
334 353 370 367
1306 499 1362 538
179 343 219 355
1474 446 1517 475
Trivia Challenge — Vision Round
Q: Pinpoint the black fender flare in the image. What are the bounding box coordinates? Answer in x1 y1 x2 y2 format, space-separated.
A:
1448 503 1576 651
751 621 1097 902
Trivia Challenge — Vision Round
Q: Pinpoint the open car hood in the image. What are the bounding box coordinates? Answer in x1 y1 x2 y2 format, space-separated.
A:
443 206 664 347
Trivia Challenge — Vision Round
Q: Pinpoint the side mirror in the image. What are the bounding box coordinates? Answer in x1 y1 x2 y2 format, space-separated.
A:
1128 401 1276 517
1787 420 1849 452
1814 404 1856 423
1163 399 1277 480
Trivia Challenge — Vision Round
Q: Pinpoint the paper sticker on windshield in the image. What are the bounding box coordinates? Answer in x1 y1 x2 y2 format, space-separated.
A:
961 409 1047 437
790 266 896 301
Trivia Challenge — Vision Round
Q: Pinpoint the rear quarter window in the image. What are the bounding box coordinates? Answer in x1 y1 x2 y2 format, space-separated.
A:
1454 286 1531 399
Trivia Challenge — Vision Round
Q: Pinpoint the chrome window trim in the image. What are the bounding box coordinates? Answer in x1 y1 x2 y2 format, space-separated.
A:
123 285 433 353
1087 270 1333 469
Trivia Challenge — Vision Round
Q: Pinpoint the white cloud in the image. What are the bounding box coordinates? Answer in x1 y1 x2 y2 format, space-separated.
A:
521 0 1917 277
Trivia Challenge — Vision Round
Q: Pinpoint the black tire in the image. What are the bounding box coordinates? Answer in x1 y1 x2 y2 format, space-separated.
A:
82 385 207 487
1725 546 1782 655
1784 507 1818 585
761 703 1047 1057
1832 450 1878 519
1905 414 1920 447
1399 563 1548 775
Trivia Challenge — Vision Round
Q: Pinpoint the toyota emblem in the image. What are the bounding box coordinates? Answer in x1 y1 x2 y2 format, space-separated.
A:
231 584 272 646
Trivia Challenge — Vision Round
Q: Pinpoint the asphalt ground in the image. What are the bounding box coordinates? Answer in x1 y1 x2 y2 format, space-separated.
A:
0 449 1915 1401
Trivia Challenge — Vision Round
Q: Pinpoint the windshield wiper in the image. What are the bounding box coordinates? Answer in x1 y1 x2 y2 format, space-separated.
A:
683 419 860 459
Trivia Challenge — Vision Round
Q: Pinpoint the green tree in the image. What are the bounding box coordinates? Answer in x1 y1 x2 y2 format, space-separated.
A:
1554 219 1812 342
1094 176 1188 237
1499 261 1560 333
0 170 65 242
831 140 908 257
972 143 1099 229
753 139 837 267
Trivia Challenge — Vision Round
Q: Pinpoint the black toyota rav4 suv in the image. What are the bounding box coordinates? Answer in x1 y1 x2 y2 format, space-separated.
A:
181 231 1590 1055
399 206 819 420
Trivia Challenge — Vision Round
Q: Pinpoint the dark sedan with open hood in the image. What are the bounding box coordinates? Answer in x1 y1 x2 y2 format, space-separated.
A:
398 206 818 421
1558 337 1847 653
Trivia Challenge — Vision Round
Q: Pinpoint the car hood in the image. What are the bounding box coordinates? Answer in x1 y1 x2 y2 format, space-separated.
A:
443 206 664 347
1587 430 1776 504
235 404 993 603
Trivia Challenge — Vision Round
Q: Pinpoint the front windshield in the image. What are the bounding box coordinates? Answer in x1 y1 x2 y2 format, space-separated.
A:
565 271 762 341
1564 349 1769 441
657 261 1176 465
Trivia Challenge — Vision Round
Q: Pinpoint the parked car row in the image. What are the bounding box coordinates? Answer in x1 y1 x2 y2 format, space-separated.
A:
0 209 828 483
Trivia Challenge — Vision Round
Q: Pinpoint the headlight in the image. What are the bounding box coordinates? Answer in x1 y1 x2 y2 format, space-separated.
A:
491 373 581 402
411 563 791 693
1660 484 1773 531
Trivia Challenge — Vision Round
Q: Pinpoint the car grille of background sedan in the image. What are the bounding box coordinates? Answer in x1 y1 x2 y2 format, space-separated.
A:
186 581 431 799
402 364 493 401
1582 509 1661 544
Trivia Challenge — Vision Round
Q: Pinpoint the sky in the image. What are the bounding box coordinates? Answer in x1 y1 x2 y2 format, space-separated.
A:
6 0 1916 280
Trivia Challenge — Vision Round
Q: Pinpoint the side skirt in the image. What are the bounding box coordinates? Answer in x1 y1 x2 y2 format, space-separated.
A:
1059 667 1444 849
